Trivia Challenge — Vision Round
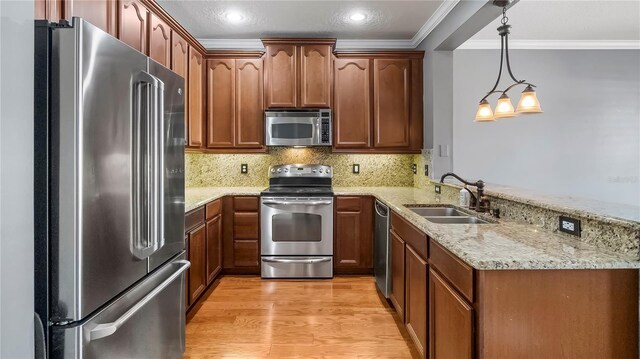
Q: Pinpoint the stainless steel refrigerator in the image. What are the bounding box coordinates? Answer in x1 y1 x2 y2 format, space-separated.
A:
34 18 188 358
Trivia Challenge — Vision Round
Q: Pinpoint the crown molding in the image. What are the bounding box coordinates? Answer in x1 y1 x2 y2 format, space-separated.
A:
457 39 640 50
335 39 416 50
410 0 460 48
197 38 265 50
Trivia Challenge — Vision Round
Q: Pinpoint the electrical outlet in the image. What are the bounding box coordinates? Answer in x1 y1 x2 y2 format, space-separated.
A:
241 163 248 174
424 165 429 176
434 184 441 194
559 216 581 237
412 164 417 174
352 164 360 174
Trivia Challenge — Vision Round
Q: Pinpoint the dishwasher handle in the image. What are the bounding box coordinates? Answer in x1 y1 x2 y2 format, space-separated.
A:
374 200 388 217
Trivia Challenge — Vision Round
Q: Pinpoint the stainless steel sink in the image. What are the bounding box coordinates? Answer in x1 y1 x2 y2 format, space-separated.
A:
424 216 489 224
408 207 466 217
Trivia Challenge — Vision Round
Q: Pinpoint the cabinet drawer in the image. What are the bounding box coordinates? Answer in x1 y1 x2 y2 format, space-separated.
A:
185 206 205 233
234 212 259 240
233 240 259 267
205 199 221 220
429 240 474 302
391 212 427 260
335 196 362 211
234 196 259 212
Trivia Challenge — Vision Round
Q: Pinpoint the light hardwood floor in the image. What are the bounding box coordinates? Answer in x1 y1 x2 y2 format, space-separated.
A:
185 276 420 359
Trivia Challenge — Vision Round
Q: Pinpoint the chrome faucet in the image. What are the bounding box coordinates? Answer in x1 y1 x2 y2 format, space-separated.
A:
440 172 491 213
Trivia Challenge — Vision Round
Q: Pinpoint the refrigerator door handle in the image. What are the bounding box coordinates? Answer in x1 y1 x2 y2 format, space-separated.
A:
88 260 190 341
131 71 164 259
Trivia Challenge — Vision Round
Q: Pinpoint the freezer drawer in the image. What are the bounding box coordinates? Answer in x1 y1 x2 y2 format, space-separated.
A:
51 253 189 359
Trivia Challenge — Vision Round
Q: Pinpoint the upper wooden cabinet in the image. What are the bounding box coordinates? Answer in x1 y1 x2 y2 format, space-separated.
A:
334 58 371 149
374 59 411 148
69 0 117 36
206 54 264 150
263 39 335 109
118 0 149 53
333 52 424 153
149 13 171 67
188 47 205 148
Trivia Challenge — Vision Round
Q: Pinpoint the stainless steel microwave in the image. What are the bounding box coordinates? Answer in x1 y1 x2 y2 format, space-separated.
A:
265 109 332 147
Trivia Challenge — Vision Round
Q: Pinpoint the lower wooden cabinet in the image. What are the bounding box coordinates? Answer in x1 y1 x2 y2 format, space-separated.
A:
186 224 206 304
334 196 374 274
389 229 405 321
223 196 260 273
205 214 222 284
405 244 428 358
429 268 473 359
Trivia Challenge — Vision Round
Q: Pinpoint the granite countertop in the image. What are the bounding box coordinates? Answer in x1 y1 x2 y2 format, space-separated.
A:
185 186 640 271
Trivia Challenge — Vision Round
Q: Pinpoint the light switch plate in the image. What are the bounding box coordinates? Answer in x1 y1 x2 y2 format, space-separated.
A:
353 164 360 174
424 165 429 176
439 145 449 157
241 164 248 174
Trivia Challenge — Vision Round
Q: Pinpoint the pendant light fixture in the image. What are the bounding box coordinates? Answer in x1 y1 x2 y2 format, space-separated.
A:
474 0 542 122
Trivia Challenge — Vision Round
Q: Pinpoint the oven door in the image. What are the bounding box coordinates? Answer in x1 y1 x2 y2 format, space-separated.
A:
265 116 321 146
260 197 333 255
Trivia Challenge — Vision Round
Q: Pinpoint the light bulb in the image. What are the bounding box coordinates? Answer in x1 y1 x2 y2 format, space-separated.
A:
349 13 366 22
516 85 543 114
474 99 495 122
226 12 244 23
494 93 516 119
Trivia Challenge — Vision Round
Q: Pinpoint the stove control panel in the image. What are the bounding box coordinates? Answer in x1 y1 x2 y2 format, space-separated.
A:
269 164 332 178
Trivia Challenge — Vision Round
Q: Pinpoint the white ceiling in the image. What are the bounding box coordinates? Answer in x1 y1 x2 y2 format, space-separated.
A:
157 0 458 49
462 0 640 48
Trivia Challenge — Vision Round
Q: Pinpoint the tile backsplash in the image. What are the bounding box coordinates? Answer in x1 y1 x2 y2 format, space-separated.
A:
186 147 417 187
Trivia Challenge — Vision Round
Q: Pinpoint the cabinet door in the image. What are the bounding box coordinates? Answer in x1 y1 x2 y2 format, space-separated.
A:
300 45 331 108
67 0 117 36
188 48 205 148
206 59 235 148
334 59 371 149
187 225 206 303
429 268 473 359
390 229 406 321
235 59 264 148
406 245 428 358
373 59 411 148
118 0 148 54
184 234 190 308
171 33 189 144
206 215 222 284
265 45 297 108
148 13 171 67
334 196 373 273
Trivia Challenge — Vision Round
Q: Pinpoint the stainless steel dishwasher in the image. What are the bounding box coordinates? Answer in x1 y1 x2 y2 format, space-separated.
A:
374 200 391 298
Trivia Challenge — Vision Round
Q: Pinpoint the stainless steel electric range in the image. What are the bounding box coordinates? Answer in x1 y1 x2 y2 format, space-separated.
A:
260 164 334 279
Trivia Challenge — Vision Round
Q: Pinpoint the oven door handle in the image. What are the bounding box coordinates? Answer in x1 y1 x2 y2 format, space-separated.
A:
262 258 332 264
262 200 333 206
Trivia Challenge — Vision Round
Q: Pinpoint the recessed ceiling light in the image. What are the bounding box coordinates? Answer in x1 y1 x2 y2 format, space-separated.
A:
225 12 245 23
349 12 366 22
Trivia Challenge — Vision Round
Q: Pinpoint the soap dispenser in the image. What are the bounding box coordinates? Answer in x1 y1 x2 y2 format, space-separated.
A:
459 186 471 208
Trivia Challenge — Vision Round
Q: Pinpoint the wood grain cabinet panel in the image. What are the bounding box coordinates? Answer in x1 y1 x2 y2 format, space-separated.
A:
265 45 297 108
300 45 332 108
235 59 264 147
188 47 205 148
148 13 171 67
333 58 371 149
334 196 373 274
390 229 405 321
405 245 428 358
233 240 259 267
171 32 189 143
206 214 222 284
187 224 207 304
118 0 149 54
67 0 117 36
223 196 260 273
206 59 235 148
373 59 411 148
429 268 473 359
